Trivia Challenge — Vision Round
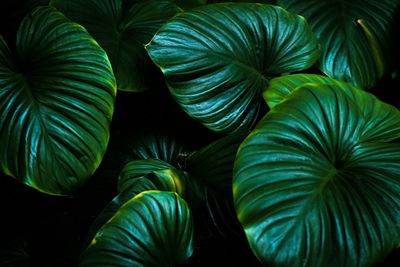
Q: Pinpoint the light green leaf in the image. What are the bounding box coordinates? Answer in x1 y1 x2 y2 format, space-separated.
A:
51 0 180 92
118 159 187 197
0 7 116 195
147 3 319 134
80 191 194 267
278 0 400 89
263 73 343 108
234 83 400 266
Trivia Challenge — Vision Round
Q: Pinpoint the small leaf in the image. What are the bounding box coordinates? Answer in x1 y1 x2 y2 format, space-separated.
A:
147 3 319 133
80 191 194 267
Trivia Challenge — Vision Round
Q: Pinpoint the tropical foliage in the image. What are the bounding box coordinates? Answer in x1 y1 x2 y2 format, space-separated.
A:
1 0 399 266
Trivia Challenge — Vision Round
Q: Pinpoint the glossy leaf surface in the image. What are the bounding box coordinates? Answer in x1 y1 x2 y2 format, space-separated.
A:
234 83 400 266
80 191 194 267
118 159 186 197
52 0 180 92
147 3 319 133
278 0 400 89
0 7 116 194
264 73 340 108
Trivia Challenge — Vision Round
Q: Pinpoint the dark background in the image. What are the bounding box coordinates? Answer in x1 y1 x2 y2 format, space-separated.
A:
1 1 400 266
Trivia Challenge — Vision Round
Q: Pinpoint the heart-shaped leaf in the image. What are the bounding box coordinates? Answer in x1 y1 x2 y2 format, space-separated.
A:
51 0 180 92
234 82 400 266
277 0 400 89
80 191 194 267
147 3 319 134
0 7 116 194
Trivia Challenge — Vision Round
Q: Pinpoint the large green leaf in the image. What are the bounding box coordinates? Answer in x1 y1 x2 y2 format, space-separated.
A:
234 82 400 266
0 7 116 194
146 3 319 134
80 191 194 267
51 0 180 92
277 0 400 89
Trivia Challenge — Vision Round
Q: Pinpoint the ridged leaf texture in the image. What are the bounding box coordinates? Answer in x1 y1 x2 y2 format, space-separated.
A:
52 0 180 92
0 7 116 194
147 3 319 133
278 0 400 89
80 191 194 267
234 82 400 266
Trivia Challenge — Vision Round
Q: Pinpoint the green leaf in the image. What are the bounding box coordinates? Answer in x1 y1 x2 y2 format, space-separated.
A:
0 7 116 195
124 132 189 164
234 82 400 266
186 129 249 195
277 0 400 89
51 0 180 92
86 159 187 246
85 183 156 247
263 74 342 108
80 191 194 267
118 159 187 197
146 3 319 134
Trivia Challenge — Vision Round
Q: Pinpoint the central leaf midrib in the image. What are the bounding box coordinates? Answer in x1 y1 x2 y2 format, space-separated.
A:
19 74 58 164
276 166 338 246
169 46 270 84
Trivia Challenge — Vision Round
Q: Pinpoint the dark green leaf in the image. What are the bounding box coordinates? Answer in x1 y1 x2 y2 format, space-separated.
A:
187 129 249 195
52 0 180 92
278 0 400 89
234 82 400 266
0 238 30 267
80 191 194 267
147 3 319 133
0 7 116 194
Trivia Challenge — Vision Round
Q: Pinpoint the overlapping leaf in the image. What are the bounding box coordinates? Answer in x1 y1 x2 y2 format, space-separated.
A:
118 159 186 196
0 7 116 194
234 82 400 266
80 191 194 267
52 0 180 92
263 73 341 108
147 3 319 133
278 0 400 89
